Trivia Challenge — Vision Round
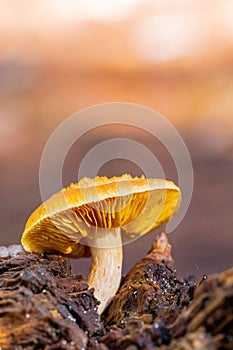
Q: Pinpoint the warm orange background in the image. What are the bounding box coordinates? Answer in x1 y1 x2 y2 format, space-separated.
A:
0 0 232 280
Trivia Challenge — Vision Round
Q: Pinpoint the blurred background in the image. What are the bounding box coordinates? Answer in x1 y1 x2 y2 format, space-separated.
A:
0 0 232 281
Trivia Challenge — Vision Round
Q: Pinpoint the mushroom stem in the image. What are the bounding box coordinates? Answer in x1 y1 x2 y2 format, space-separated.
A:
87 227 122 314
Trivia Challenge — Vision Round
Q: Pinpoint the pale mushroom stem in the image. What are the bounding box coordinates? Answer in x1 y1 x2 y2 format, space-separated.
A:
87 227 122 314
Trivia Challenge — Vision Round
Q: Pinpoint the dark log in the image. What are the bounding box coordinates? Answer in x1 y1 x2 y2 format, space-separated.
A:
104 233 195 326
0 251 104 350
0 234 232 350
98 234 233 350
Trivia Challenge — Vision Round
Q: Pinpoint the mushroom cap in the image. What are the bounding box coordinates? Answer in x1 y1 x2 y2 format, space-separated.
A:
21 174 181 257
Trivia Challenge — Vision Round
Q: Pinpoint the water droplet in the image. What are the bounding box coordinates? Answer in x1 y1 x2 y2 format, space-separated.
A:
8 244 24 257
67 315 76 322
0 246 9 258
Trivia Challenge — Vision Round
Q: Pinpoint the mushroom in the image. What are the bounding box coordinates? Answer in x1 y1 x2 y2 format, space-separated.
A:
21 174 181 314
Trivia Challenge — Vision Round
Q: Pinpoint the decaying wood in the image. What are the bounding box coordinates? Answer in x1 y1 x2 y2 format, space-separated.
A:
0 252 104 349
98 266 233 350
0 234 232 350
104 233 195 326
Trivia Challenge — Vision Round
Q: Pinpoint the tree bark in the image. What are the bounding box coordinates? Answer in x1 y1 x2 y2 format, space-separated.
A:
0 234 232 350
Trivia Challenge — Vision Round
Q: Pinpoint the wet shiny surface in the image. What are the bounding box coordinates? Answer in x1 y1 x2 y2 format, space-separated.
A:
0 245 24 258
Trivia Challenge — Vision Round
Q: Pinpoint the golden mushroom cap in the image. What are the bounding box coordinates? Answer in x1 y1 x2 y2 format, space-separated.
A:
21 174 181 257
